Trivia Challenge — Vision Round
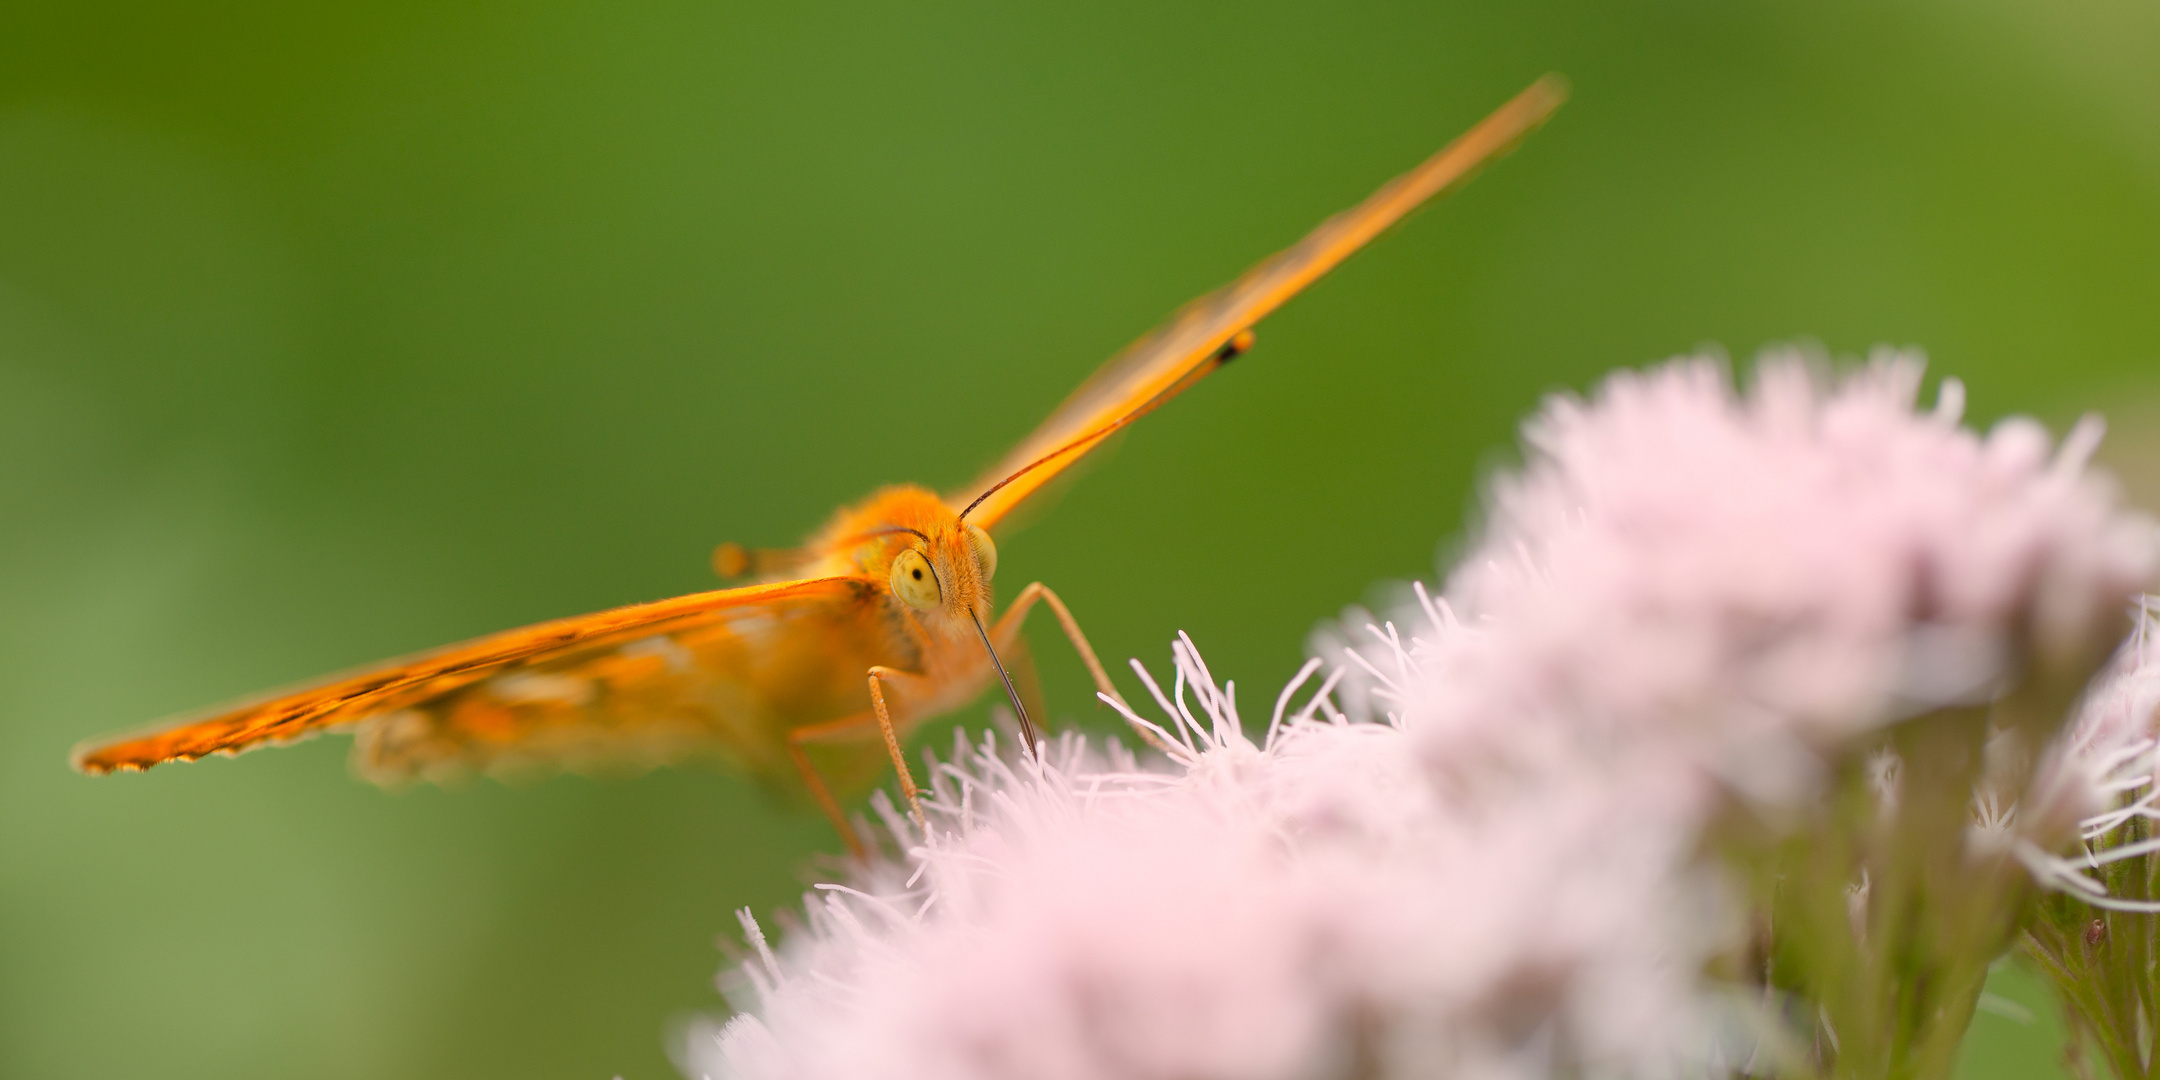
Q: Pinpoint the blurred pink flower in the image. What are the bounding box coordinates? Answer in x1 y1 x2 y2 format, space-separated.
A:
1325 348 2154 820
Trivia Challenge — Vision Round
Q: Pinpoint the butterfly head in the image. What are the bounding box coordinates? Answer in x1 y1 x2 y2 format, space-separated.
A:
829 483 1037 754
885 521 996 625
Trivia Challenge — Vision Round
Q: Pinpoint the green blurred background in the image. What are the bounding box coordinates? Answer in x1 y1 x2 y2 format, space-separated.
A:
2 1 2154 1077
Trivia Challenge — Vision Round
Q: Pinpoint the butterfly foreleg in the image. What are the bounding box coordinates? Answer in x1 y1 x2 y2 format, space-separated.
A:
781 667 935 854
710 541 810 580
865 666 929 829
991 583 1176 755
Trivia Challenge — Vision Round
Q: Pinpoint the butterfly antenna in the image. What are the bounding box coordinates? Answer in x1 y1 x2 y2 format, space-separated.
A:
959 330 1254 523
970 610 1041 758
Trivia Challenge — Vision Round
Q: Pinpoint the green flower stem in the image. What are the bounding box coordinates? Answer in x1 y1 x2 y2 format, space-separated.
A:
2024 812 2159 1080
1737 701 2062 1080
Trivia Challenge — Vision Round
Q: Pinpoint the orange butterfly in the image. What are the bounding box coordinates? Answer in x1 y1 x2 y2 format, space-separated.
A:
73 77 1565 851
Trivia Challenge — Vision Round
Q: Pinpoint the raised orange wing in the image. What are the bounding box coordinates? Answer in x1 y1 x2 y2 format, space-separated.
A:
949 75 1566 529
72 575 883 785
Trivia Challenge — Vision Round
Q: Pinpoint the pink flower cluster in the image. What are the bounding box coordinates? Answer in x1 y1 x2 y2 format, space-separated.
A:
1333 350 2151 819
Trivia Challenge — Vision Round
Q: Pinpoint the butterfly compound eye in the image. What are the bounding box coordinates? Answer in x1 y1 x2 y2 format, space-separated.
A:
965 524 996 582
890 548 942 611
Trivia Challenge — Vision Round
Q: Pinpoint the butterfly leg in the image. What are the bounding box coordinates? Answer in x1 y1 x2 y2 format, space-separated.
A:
783 691 928 857
783 715 878 858
991 583 1176 755
866 666 930 829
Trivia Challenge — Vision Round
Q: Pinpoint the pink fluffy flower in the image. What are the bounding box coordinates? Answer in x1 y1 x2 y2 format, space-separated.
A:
2020 605 2160 908
686 637 1724 1080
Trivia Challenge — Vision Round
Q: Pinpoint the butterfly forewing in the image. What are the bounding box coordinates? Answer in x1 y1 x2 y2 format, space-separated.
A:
73 575 896 785
948 75 1566 529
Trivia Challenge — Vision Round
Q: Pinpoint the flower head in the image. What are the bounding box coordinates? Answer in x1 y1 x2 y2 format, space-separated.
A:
1326 349 2154 817
2025 606 2160 863
688 637 1723 1080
